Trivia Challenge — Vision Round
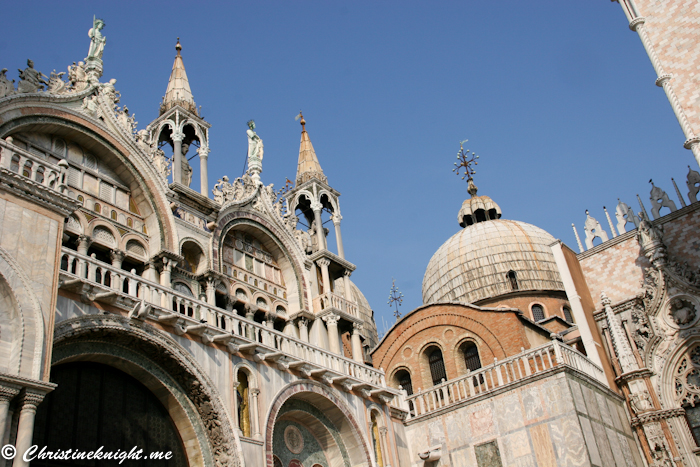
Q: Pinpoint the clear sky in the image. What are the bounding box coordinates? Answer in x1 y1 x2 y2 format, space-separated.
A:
2 2 692 336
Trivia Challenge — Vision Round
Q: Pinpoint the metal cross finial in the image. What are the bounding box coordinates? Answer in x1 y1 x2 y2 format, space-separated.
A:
387 278 404 319
452 139 479 181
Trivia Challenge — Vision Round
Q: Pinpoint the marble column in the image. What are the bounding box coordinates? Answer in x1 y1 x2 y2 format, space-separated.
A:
379 426 391 467
311 203 326 251
0 386 19 446
199 146 209 197
144 260 159 305
332 214 345 259
351 323 364 363
343 270 353 300
317 258 331 295
298 318 309 342
250 388 261 439
109 249 125 269
160 258 173 309
323 314 340 355
172 131 184 185
12 391 45 467
76 235 92 278
231 377 240 434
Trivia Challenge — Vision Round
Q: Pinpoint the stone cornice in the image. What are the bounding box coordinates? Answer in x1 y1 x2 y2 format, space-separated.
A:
308 249 356 272
0 168 80 217
615 368 653 384
631 407 685 427
0 372 57 394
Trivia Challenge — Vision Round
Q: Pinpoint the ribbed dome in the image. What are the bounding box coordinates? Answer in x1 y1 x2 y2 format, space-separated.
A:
422 219 564 305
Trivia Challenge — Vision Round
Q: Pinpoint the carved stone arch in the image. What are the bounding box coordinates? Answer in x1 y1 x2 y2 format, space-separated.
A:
291 190 314 210
180 237 209 274
252 292 270 312
121 234 149 260
0 246 45 380
181 118 208 148
0 105 176 251
232 283 253 303
232 361 259 389
52 314 243 467
264 380 373 467
318 189 338 213
658 337 700 459
212 212 309 314
65 210 88 235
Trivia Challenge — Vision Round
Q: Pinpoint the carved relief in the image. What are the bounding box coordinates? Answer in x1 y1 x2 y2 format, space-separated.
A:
212 174 258 205
668 298 697 328
0 68 16 98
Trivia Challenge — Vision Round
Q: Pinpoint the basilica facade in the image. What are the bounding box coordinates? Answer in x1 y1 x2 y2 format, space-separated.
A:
1 2 700 467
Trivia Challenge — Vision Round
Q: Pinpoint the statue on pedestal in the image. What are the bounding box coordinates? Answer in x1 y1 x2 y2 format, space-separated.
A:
87 17 106 61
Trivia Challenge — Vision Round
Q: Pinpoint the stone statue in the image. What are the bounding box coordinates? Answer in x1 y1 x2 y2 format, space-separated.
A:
68 62 89 92
247 120 263 160
151 148 171 179
135 129 151 153
87 17 106 61
101 78 119 108
47 70 66 94
17 60 48 93
0 69 15 98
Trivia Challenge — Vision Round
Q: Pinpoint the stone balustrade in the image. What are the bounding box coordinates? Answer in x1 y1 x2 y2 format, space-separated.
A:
314 291 359 319
402 340 605 420
59 247 392 395
0 138 68 192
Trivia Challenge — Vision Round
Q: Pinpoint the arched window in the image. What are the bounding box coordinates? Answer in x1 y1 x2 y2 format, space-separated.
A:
237 371 251 437
507 270 518 290
428 347 447 386
127 217 133 228
685 406 700 446
531 304 545 322
563 306 574 323
370 412 384 467
94 203 101 214
77 195 84 205
111 210 117 220
463 342 482 372
395 370 413 396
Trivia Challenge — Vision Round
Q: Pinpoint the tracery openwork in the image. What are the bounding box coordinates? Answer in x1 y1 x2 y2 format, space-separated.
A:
674 346 700 407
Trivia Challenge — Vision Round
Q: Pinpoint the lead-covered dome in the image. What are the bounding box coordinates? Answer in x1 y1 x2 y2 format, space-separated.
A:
422 180 564 305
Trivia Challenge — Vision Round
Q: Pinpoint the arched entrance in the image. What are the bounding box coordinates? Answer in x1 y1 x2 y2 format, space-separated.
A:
33 361 187 466
265 382 373 467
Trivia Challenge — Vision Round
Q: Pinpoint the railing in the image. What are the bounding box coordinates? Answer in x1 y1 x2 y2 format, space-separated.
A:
59 247 388 389
403 341 605 420
314 291 359 319
0 138 67 192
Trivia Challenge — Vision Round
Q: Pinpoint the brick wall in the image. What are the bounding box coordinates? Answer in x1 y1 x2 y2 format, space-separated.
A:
633 1 700 136
372 303 549 392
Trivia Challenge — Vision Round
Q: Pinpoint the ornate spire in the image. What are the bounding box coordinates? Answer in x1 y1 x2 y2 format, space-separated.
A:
295 112 327 185
161 38 197 115
602 292 638 374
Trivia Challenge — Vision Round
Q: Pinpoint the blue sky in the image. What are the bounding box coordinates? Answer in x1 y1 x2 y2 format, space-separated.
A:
2 2 692 335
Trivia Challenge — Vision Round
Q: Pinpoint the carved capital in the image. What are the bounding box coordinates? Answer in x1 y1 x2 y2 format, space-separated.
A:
77 234 93 250
198 146 210 158
323 313 339 327
343 269 352 278
684 136 700 150
110 249 125 263
628 16 645 31
19 390 46 411
353 322 364 334
655 74 672 88
332 214 342 225
316 258 331 268
171 131 184 142
0 385 20 402
297 318 308 329
310 202 323 212
250 388 260 397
